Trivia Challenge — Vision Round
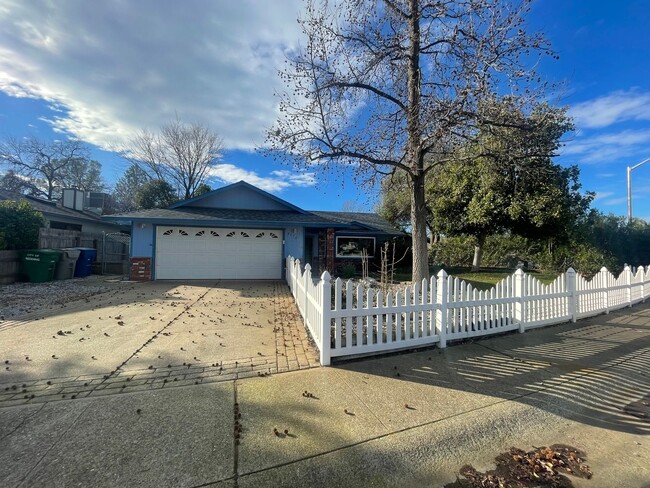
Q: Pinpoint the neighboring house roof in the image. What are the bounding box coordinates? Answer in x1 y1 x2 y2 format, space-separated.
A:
104 181 403 236
0 190 119 226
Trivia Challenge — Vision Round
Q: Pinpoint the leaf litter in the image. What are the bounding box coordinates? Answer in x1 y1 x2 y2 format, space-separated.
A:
445 444 592 488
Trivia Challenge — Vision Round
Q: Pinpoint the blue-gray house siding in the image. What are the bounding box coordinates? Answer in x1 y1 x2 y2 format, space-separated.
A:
105 181 403 280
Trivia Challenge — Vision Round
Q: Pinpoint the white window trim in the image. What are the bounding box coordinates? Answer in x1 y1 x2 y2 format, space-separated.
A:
335 235 376 259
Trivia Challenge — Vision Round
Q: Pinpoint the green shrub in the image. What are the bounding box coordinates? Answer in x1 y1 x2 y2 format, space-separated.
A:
339 264 357 279
430 234 535 268
0 200 44 250
481 235 536 268
430 236 475 267
430 232 624 277
533 243 617 277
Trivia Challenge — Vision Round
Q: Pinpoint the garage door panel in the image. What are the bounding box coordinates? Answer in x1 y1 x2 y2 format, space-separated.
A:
155 227 283 280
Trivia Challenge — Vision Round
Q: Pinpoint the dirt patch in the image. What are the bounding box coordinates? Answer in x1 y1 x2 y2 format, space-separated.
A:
446 444 592 487
0 276 129 320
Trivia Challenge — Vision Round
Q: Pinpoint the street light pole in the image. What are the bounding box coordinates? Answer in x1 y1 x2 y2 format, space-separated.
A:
627 157 650 224
628 165 632 224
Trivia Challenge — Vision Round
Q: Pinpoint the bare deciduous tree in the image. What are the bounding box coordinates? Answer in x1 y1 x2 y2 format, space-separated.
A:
0 137 89 200
61 158 105 192
0 170 40 196
124 118 223 200
267 0 556 282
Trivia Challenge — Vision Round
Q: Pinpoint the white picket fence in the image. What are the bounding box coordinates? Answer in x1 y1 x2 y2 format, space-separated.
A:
285 257 650 366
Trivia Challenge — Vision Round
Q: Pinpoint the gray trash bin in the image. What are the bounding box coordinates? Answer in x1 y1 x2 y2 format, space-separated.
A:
55 249 82 280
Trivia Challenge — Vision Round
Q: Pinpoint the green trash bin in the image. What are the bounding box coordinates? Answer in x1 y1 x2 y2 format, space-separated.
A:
19 249 63 283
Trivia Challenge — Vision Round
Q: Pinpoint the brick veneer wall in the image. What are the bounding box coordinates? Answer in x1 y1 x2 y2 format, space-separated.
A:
318 230 327 273
130 257 152 281
326 228 335 273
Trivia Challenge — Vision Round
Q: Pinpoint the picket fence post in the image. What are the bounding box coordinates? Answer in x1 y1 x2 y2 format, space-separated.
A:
601 267 610 314
291 258 300 296
566 268 577 323
436 269 448 348
514 268 526 333
624 265 632 307
320 271 332 366
294 259 298 294
286 257 291 291
303 263 311 316
641 266 646 303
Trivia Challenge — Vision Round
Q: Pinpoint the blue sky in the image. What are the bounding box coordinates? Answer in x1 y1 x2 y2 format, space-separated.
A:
0 0 649 217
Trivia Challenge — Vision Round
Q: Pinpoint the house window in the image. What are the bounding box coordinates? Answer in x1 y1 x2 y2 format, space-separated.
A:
269 232 279 239
255 232 265 238
179 230 188 236
240 232 249 238
335 236 376 258
210 230 219 237
195 230 205 236
50 221 82 231
226 231 236 237
162 229 174 236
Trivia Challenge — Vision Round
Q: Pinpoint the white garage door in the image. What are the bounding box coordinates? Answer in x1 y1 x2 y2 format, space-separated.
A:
155 227 283 279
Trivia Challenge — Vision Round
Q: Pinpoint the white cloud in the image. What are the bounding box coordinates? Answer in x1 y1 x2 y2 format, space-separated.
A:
270 170 316 187
592 191 614 201
570 90 650 129
0 0 304 151
561 129 650 164
208 164 315 193
602 197 628 206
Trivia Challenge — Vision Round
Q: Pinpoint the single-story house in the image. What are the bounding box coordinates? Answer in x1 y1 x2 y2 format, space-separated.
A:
105 181 404 281
0 189 125 234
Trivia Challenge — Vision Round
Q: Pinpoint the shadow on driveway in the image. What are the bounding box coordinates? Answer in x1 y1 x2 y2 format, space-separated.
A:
335 302 650 436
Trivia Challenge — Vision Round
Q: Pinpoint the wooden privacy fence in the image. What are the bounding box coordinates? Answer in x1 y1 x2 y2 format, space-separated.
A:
0 251 19 285
39 228 101 250
0 230 130 284
38 228 129 275
285 256 650 366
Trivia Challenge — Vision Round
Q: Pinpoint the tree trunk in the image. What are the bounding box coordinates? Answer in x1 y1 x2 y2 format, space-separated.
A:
410 172 429 282
472 235 486 272
406 0 428 283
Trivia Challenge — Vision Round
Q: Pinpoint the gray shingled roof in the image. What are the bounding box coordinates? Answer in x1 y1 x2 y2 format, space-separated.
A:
311 211 404 235
107 207 340 225
107 206 403 234
0 190 106 223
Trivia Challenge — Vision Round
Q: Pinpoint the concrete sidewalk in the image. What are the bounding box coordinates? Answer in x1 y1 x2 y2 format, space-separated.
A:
1 301 649 487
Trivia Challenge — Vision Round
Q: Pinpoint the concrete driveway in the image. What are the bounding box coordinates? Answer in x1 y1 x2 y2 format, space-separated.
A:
0 280 318 406
1 281 649 487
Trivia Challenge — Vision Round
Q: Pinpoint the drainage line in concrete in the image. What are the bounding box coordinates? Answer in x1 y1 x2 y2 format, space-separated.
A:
81 283 219 399
234 346 650 481
15 401 94 488
233 379 240 488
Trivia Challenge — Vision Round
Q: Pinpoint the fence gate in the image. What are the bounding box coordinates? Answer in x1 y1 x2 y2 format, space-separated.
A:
102 232 130 275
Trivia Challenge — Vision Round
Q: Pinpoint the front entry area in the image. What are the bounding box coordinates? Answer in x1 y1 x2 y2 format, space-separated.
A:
154 226 283 279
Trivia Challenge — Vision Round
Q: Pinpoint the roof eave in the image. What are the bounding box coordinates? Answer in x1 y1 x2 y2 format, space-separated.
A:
45 212 123 226
104 216 352 228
